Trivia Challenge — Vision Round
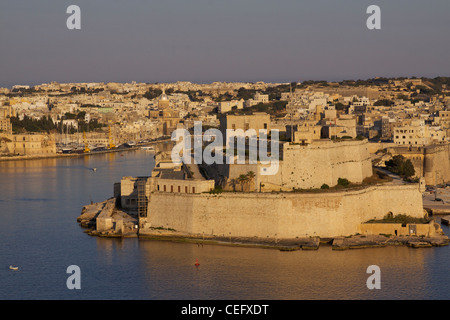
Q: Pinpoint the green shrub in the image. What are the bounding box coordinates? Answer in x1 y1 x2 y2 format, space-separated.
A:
209 186 223 194
337 178 350 187
321 184 330 189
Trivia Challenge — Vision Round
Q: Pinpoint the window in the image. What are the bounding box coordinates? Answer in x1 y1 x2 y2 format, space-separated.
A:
163 185 166 192
192 187 196 193
264 123 268 129
171 186 174 192
178 186 181 192
185 186 188 193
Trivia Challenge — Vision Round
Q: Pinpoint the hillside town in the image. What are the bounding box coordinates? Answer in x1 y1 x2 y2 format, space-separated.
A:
58 77 450 249
2 77 450 188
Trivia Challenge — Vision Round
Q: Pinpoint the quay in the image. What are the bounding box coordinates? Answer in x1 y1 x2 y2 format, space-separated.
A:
0 139 171 162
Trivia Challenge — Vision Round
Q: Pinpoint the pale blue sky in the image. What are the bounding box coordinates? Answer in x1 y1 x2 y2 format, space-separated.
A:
0 0 449 87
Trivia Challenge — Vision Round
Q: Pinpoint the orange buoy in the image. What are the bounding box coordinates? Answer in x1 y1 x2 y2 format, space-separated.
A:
195 259 200 267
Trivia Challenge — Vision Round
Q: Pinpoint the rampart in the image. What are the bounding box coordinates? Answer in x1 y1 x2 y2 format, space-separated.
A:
203 139 373 191
145 183 424 239
389 143 450 185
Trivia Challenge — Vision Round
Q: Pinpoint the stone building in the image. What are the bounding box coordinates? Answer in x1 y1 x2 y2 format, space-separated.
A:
0 133 56 156
219 112 271 146
393 120 446 146
114 157 214 214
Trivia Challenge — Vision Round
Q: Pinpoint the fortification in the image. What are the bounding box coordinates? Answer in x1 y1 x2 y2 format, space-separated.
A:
143 184 424 239
389 143 450 185
203 139 373 191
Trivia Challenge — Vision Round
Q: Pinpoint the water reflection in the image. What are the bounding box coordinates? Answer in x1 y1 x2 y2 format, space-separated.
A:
133 240 434 300
0 149 449 300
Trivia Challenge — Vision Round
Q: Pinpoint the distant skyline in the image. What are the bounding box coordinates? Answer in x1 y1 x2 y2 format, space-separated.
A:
1 0 449 88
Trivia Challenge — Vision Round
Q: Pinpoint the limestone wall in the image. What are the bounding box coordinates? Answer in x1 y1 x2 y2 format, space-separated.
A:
146 184 423 238
260 140 373 190
207 140 373 191
390 143 450 185
358 221 441 237
96 198 116 231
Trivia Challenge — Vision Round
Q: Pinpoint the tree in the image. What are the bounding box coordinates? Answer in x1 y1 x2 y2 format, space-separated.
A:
374 99 394 106
228 178 239 192
143 88 162 100
246 171 256 191
401 159 415 178
385 155 415 178
237 174 249 192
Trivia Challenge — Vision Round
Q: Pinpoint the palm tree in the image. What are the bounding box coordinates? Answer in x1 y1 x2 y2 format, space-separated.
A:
228 178 239 192
246 171 256 192
237 174 248 192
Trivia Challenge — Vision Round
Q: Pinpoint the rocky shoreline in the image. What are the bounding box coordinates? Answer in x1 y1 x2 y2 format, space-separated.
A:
77 204 449 251
330 234 449 250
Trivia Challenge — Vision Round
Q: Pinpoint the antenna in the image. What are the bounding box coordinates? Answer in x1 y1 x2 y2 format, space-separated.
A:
290 83 294 142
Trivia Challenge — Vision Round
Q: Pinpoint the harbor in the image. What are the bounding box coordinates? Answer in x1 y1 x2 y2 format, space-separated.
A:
0 138 169 162
2 148 450 300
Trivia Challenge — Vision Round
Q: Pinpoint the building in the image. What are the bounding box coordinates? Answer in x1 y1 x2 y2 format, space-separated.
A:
219 113 271 146
0 117 12 134
393 120 446 146
115 155 214 215
219 100 244 113
287 122 322 144
0 133 56 156
158 91 170 109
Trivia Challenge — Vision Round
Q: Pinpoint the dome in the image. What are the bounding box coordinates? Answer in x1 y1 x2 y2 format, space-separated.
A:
159 93 169 101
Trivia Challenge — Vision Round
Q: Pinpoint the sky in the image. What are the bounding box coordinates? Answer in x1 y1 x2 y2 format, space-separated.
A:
0 0 449 88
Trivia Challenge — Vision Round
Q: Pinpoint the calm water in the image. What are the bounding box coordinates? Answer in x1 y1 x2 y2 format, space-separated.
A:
0 149 449 300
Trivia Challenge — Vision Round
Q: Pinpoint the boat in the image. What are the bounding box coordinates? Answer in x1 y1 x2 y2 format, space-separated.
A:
141 146 155 151
9 265 18 271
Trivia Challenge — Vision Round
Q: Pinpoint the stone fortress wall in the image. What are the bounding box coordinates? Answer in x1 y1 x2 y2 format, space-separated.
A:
202 139 373 191
389 143 450 186
145 183 424 239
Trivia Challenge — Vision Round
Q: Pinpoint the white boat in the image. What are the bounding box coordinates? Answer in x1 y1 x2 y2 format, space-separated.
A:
9 265 18 271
